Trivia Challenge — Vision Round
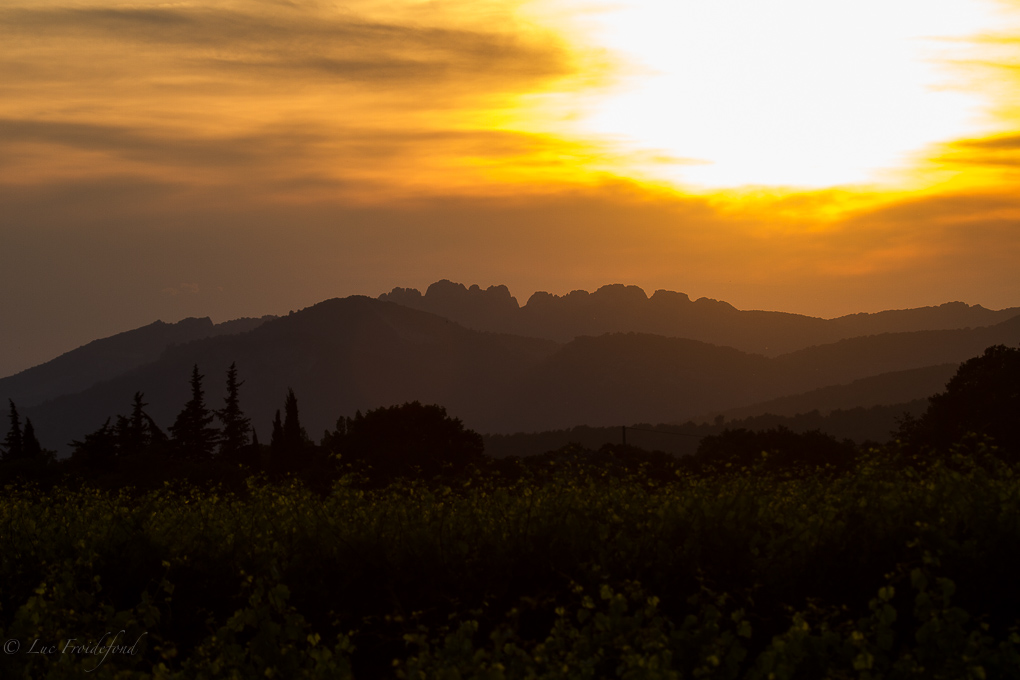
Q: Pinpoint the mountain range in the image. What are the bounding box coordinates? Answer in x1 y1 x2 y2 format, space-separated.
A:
380 280 1020 355
2 281 1018 455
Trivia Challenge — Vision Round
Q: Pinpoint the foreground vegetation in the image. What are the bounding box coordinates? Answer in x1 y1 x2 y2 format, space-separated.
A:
0 344 1017 677
2 439 1019 679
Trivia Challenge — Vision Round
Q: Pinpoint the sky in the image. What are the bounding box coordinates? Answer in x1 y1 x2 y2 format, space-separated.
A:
2 0 1020 378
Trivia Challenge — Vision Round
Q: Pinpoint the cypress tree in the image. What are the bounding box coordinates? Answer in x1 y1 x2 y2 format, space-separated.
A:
282 388 307 453
217 362 251 459
169 365 220 459
22 419 43 460
2 399 23 461
269 410 284 452
269 409 285 470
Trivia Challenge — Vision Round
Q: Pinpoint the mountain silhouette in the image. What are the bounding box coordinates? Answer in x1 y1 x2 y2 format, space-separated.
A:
15 294 1020 455
0 316 274 407
21 298 557 453
380 280 1020 355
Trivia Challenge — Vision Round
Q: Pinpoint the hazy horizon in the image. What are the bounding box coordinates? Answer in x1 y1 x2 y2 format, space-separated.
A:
2 276 1017 381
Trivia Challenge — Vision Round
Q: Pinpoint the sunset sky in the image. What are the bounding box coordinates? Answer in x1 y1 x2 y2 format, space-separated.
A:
2 0 1020 377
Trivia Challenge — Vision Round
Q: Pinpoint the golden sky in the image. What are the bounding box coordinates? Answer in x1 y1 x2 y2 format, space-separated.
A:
2 0 1020 376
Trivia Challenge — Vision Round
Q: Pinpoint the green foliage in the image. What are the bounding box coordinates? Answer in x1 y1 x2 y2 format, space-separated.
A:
1 447 1019 677
694 427 857 471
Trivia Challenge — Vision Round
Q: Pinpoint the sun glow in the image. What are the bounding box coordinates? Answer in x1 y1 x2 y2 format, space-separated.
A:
558 0 1007 189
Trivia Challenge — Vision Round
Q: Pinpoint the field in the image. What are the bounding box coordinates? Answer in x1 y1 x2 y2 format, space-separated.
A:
2 440 1019 678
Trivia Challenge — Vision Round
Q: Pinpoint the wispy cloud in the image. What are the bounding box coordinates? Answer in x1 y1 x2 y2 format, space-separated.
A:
0 0 612 198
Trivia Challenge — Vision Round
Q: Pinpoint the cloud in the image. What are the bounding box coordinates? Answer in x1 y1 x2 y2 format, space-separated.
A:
0 3 579 91
0 0 618 201
931 133 1020 171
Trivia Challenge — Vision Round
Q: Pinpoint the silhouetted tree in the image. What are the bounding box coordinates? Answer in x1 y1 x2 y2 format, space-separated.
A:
71 418 118 469
269 409 285 464
2 399 23 462
342 402 484 482
269 389 311 474
145 413 169 455
320 416 347 454
217 362 251 460
21 419 43 460
116 392 152 457
283 388 307 452
169 365 220 459
246 428 262 468
904 344 1020 455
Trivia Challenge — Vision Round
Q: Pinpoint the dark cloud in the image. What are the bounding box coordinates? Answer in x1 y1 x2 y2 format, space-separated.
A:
0 116 602 192
931 133 1020 168
0 118 326 169
0 4 575 87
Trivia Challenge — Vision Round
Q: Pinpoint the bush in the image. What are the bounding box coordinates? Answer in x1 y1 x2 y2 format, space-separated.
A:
340 402 484 483
905 344 1020 456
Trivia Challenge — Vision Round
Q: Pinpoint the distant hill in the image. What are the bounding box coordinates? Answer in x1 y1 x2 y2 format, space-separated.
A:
21 298 558 453
712 364 958 420
0 316 274 408
18 295 1020 455
380 280 1020 356
770 318 1020 389
501 318 1020 432
832 301 1020 336
483 400 929 458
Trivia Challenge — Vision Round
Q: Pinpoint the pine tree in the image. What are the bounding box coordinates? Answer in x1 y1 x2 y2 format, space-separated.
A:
169 365 220 459
116 392 151 457
217 362 251 460
22 419 43 460
2 399 23 461
145 413 169 455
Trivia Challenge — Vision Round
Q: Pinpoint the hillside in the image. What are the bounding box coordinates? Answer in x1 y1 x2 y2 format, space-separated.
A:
10 289 1020 454
22 298 560 453
0 316 273 407
713 364 958 420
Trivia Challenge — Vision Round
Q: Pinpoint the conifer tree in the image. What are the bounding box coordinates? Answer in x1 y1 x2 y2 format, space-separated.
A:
169 365 220 459
217 362 251 459
266 388 311 475
282 388 308 453
269 409 285 463
116 392 151 457
245 428 262 468
71 418 117 468
22 419 43 460
2 399 23 461
145 413 169 455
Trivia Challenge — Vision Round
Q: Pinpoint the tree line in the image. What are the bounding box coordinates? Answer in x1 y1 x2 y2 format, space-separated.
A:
3 344 1018 488
1 362 484 487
